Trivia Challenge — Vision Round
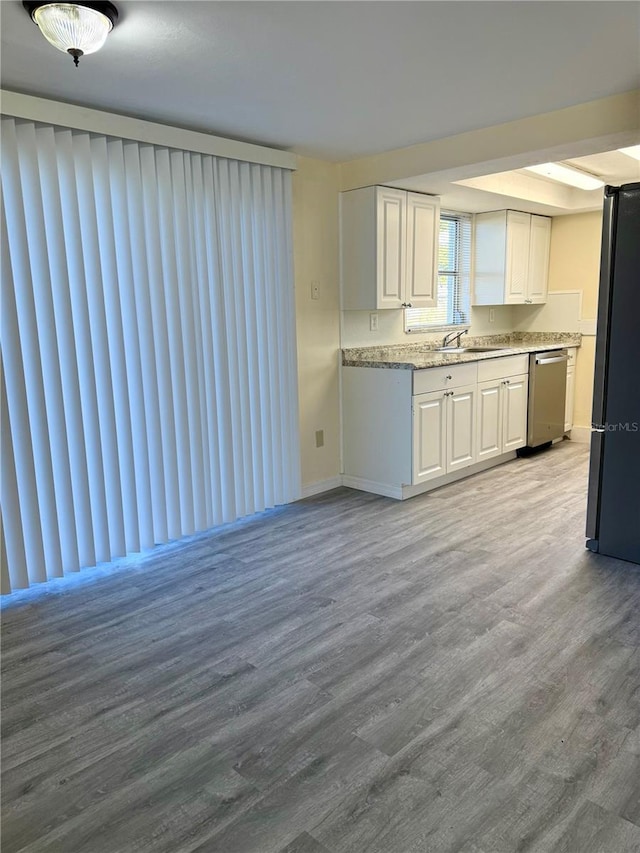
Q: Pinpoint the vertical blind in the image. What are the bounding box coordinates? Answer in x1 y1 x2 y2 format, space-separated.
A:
0 117 300 594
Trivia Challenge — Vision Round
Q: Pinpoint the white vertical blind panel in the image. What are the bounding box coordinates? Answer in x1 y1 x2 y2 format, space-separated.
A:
2 122 62 581
187 154 213 527
203 157 235 524
138 145 180 541
248 164 273 509
73 131 126 559
1 206 35 591
240 164 265 513
89 135 140 555
1 364 29 591
105 136 154 552
1 117 300 593
122 141 168 545
0 489 12 595
155 148 194 536
170 150 206 532
35 125 93 570
26 125 80 575
55 128 109 563
215 158 245 520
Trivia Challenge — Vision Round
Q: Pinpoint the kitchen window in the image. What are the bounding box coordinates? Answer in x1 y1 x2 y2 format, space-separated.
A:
405 212 472 331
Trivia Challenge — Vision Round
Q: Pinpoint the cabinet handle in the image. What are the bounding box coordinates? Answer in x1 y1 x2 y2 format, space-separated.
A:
401 302 413 308
446 375 452 380
525 299 532 304
503 379 510 384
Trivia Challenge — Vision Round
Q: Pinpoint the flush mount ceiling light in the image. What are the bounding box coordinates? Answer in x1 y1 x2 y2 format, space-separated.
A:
523 162 604 191
23 1 118 67
618 145 640 161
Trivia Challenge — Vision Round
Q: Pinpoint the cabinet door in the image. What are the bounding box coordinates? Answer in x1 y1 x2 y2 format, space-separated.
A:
405 193 439 307
505 211 531 304
502 375 529 451
527 215 551 303
564 367 575 432
447 384 476 472
412 391 446 484
375 187 405 308
477 379 503 462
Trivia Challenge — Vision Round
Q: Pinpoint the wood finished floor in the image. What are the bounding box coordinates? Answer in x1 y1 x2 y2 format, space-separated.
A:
2 441 640 853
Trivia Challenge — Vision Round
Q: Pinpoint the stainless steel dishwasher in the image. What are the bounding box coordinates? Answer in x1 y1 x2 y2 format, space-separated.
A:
526 349 569 448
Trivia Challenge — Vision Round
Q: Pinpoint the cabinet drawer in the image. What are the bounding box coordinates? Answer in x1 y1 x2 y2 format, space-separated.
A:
477 354 530 382
413 362 478 395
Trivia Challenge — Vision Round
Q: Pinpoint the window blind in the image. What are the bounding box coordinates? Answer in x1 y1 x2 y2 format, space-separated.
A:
405 212 472 331
0 117 300 593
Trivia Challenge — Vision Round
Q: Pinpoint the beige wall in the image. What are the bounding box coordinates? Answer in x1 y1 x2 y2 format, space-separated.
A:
547 211 602 317
549 211 602 430
341 305 517 349
292 157 342 490
340 91 639 191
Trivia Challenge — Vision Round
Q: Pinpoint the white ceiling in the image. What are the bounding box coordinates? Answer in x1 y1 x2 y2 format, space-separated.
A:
1 1 639 161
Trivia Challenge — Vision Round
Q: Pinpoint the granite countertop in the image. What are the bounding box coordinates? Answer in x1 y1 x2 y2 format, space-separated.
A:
342 332 582 370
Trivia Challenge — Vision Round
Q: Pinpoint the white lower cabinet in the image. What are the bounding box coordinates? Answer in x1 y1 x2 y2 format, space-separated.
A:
564 347 577 432
477 370 529 460
477 380 503 462
503 375 529 450
413 383 476 484
413 391 446 483
342 352 534 500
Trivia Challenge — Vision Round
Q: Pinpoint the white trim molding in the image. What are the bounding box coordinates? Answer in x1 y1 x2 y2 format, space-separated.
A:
0 90 297 171
300 477 344 499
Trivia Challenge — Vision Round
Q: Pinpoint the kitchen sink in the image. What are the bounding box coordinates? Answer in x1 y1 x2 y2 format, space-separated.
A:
434 345 506 353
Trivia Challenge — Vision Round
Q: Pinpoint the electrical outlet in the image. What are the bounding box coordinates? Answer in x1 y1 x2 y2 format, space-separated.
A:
311 280 320 300
370 312 379 332
489 308 495 323
315 429 324 448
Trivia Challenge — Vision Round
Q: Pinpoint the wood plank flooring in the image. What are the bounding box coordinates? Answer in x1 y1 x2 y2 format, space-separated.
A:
2 441 640 852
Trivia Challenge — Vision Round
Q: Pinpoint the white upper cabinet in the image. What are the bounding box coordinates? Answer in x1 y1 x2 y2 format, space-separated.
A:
473 210 551 306
504 211 530 303
405 192 439 306
376 187 405 307
341 186 440 310
527 215 552 303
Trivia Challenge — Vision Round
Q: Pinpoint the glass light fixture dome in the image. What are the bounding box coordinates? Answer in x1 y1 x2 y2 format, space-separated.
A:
24 1 118 66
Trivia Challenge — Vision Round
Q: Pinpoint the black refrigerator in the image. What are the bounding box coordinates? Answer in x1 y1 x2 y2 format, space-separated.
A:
586 182 640 564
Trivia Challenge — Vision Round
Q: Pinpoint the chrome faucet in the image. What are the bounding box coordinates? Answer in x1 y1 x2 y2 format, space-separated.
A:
442 328 469 348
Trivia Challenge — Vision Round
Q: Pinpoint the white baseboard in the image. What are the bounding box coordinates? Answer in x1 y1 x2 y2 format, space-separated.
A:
566 426 592 444
300 476 344 499
343 452 518 501
341 476 404 500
